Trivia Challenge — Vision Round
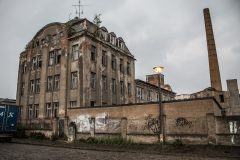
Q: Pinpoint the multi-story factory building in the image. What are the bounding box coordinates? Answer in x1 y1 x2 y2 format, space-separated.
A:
16 18 135 123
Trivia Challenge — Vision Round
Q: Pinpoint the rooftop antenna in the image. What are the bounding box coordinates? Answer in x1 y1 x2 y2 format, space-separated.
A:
72 0 88 19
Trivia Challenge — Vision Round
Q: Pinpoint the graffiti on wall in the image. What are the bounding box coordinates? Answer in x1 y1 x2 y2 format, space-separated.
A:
71 113 121 133
229 121 239 144
175 117 192 128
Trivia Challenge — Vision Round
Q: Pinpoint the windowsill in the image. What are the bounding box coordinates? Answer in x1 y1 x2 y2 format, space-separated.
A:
71 59 79 62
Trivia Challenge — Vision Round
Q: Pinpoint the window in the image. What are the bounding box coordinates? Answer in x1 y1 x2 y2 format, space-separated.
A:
49 51 55 66
38 55 42 68
34 104 39 118
136 87 143 99
120 42 124 50
46 103 52 118
55 50 61 64
32 57 37 70
70 101 77 108
102 75 107 91
35 79 40 93
90 101 95 107
128 83 131 96
28 105 34 119
120 81 124 96
21 82 25 96
47 76 53 91
54 75 60 91
102 50 107 66
72 44 79 61
120 59 124 73
49 50 61 65
127 62 131 75
52 34 57 45
112 78 116 94
22 62 27 73
71 72 78 89
219 94 224 102
90 72 96 89
53 102 59 118
111 55 116 70
30 80 35 94
147 90 152 101
31 55 42 70
91 45 96 62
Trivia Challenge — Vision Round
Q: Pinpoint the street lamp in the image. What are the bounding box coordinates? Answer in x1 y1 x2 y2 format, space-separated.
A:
153 65 164 143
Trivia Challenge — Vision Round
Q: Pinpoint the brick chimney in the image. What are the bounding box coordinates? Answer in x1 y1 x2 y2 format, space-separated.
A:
203 8 222 91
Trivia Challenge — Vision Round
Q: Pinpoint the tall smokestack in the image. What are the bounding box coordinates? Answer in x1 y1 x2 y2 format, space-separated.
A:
203 8 222 91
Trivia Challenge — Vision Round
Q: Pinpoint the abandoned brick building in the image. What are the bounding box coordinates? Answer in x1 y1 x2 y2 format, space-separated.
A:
16 18 137 123
16 18 174 125
135 74 175 103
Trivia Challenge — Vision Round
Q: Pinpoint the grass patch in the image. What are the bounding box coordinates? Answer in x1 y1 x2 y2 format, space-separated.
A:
79 137 133 145
29 132 47 140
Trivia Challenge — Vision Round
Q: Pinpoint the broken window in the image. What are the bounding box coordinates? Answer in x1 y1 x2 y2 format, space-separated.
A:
90 72 96 89
46 103 52 118
102 75 107 92
127 62 131 75
37 55 42 68
47 76 53 91
28 105 34 119
49 51 55 66
147 90 152 101
120 81 124 96
136 87 143 99
34 104 39 118
55 50 61 64
70 101 77 108
91 45 97 62
35 79 40 93
32 57 37 70
72 44 79 61
112 78 116 94
53 102 59 118
128 83 132 96
102 50 107 66
49 50 61 65
30 80 35 94
111 55 116 70
54 75 60 91
71 72 78 89
120 59 124 73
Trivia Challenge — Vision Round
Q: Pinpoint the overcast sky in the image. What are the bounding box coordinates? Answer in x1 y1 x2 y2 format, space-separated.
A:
0 0 239 99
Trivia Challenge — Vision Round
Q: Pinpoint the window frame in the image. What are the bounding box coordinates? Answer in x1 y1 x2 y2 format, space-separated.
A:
71 72 78 89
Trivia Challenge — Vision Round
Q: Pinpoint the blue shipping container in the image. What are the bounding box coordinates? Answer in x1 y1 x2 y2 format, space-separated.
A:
0 105 19 133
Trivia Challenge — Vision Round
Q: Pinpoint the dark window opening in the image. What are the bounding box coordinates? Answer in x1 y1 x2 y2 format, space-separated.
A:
90 101 95 107
91 45 97 62
219 94 224 102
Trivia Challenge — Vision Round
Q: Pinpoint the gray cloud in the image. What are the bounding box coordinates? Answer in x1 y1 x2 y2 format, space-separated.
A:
0 0 239 99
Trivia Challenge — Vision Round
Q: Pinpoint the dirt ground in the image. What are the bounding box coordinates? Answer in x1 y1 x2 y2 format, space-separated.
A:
0 138 239 160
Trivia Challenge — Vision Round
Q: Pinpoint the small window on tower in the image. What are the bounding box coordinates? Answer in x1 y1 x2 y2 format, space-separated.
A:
219 94 224 103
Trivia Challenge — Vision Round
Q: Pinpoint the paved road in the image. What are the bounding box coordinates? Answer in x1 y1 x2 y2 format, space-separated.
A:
0 143 237 160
